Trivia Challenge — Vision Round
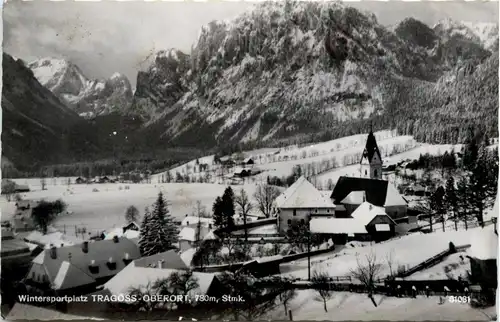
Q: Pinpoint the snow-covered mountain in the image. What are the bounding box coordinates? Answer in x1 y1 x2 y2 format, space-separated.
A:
132 1 497 148
434 19 499 51
28 58 133 118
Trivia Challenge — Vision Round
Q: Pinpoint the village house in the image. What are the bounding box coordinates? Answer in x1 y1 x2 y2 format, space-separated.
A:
1 227 38 267
100 262 228 309
178 225 214 252
275 176 336 234
104 222 140 240
134 250 188 270
24 236 140 296
75 177 86 184
11 200 40 232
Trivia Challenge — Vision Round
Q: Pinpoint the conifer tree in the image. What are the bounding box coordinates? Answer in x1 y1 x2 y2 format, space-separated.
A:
445 176 458 231
456 177 471 230
469 143 495 227
139 193 178 257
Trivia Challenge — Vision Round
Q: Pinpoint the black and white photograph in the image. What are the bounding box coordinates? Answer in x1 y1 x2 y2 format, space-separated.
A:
1 0 499 320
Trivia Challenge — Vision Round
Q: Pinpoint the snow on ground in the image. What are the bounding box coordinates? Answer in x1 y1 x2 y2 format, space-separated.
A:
1 183 261 236
280 227 486 280
266 290 496 321
316 143 462 185
407 251 470 281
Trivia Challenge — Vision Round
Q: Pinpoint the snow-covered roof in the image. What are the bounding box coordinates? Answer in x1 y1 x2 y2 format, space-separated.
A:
104 262 218 299
384 183 408 207
181 216 213 227
351 202 395 226
255 255 283 263
309 218 367 234
275 176 335 209
469 225 498 260
104 227 140 240
24 231 80 248
180 248 197 267
203 230 217 241
341 191 366 205
178 226 211 242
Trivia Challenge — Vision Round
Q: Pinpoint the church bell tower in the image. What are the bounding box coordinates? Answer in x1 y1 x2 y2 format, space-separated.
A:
360 124 383 180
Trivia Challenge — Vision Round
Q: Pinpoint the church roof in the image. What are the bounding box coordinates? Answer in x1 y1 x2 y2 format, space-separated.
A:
361 130 382 163
330 177 407 208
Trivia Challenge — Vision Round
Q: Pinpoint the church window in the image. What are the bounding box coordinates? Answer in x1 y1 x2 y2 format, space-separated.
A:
374 170 378 177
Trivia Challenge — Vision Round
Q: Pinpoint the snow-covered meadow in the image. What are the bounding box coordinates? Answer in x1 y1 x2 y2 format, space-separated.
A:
280 226 492 280
0 182 264 235
266 290 496 321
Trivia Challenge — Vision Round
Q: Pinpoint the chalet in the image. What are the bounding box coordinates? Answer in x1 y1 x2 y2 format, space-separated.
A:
104 222 140 240
233 167 251 178
24 236 140 295
275 176 336 234
178 225 213 252
350 202 397 241
98 176 111 184
242 157 255 166
102 264 228 307
75 177 86 184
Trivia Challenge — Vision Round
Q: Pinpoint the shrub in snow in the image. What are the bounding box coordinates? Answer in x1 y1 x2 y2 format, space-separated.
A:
125 185 130 190
118 186 123 191
92 188 99 192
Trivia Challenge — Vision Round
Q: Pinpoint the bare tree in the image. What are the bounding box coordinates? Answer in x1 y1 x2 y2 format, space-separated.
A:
385 249 396 280
253 184 281 218
350 251 382 307
311 270 334 312
235 189 253 243
2 180 16 201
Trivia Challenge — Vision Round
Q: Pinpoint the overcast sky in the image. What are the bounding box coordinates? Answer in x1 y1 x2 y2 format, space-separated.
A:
4 1 498 87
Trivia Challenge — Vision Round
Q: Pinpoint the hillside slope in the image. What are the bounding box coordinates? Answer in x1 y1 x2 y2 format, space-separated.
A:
131 2 497 149
28 58 133 118
1 54 98 171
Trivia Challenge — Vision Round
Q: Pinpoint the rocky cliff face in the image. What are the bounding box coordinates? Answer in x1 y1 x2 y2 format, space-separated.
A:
28 58 133 118
131 1 498 149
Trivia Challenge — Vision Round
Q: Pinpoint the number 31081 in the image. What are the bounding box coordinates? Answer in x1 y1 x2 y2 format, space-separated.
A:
448 296 471 304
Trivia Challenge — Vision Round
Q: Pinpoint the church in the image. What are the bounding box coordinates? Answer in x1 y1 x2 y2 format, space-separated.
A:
330 129 408 220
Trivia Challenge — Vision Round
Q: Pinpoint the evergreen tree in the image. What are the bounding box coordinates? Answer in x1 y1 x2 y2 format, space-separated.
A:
212 196 225 230
456 177 471 230
221 186 236 229
462 131 479 171
445 176 458 231
469 144 495 227
432 186 446 232
139 193 178 257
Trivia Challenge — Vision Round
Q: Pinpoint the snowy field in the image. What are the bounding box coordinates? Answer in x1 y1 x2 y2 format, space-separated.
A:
266 290 496 321
280 226 491 280
316 143 462 185
0 183 264 235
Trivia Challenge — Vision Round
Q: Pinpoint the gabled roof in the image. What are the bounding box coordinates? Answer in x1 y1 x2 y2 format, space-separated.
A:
104 263 219 300
340 191 366 205
180 248 197 267
178 226 211 242
181 216 213 227
360 130 382 164
275 176 335 209
331 177 407 208
53 260 96 290
351 202 396 226
34 237 140 289
134 250 188 270
309 218 367 234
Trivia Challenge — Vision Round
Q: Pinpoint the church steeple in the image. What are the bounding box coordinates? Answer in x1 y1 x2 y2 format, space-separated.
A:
360 126 383 180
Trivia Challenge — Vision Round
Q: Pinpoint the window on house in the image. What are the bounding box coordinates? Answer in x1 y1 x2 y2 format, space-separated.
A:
365 170 367 175
293 210 297 216
287 219 292 225
374 170 378 177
